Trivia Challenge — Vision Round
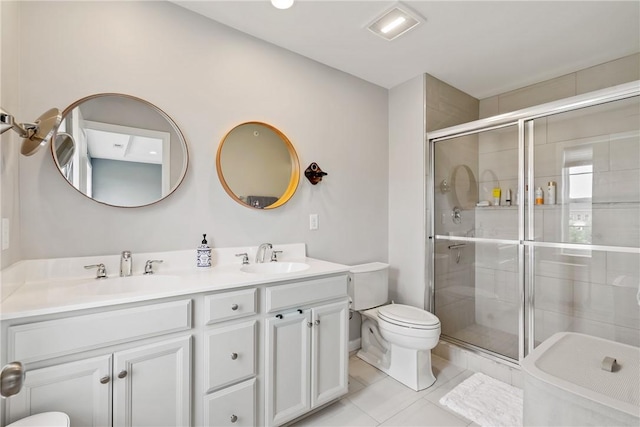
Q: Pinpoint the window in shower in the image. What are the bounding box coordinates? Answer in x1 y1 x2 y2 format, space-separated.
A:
561 145 594 255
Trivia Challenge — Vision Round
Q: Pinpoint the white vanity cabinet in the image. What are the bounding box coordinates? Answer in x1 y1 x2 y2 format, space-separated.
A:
264 276 349 426
0 258 351 427
3 300 193 427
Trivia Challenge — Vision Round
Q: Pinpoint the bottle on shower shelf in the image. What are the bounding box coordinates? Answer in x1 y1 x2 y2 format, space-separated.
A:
535 187 544 205
546 181 556 205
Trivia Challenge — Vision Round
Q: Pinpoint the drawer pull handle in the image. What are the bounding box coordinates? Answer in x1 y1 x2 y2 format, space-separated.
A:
276 314 283 319
231 352 238 360
118 370 128 379
99 376 110 384
231 304 239 311
297 309 303 314
230 415 238 423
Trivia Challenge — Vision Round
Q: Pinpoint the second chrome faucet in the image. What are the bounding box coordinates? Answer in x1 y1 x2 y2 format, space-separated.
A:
120 251 132 277
255 243 272 263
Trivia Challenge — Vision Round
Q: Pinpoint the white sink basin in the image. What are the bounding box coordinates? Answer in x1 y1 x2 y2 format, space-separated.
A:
240 262 310 274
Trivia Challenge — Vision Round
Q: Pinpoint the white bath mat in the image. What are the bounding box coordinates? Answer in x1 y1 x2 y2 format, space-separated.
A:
439 372 523 427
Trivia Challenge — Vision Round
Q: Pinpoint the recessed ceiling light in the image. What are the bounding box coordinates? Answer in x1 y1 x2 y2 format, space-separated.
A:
368 5 422 41
271 0 294 10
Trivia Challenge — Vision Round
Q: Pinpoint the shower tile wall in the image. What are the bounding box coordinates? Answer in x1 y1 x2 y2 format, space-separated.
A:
479 53 640 118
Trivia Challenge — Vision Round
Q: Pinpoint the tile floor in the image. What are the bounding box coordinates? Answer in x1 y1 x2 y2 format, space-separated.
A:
292 355 481 427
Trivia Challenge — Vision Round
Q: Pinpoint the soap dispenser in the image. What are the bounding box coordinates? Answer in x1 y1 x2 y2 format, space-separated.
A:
197 234 212 268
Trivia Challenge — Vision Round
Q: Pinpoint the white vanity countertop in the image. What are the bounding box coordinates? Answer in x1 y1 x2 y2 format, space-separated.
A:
0 244 351 320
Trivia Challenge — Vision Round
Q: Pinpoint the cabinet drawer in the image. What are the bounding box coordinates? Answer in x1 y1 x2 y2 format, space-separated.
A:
204 320 256 392
204 378 256 427
9 300 192 363
265 275 347 313
204 288 257 324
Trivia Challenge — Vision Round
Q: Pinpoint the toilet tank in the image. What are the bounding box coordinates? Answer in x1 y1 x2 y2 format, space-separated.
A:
348 262 389 310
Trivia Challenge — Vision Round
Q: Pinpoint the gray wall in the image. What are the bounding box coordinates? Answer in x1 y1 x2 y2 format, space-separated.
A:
12 1 389 265
0 1 22 269
388 75 427 307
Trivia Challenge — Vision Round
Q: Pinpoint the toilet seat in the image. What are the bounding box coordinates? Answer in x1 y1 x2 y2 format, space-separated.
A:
7 412 70 427
378 304 440 330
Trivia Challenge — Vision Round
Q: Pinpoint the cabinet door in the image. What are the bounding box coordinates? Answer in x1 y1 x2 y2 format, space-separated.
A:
113 336 191 427
311 300 349 408
5 355 111 427
264 311 311 426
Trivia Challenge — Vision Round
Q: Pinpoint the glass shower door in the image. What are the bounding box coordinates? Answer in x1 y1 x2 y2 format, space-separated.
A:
432 124 522 361
527 96 640 349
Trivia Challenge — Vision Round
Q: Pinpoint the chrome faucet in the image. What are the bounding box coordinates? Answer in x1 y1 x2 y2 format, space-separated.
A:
120 251 132 277
84 263 107 279
255 243 272 263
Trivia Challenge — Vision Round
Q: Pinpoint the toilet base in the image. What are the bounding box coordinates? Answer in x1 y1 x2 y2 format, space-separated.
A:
357 328 437 391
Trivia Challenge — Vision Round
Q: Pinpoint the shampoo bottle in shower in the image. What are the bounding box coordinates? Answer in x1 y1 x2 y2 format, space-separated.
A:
493 188 501 206
535 187 544 205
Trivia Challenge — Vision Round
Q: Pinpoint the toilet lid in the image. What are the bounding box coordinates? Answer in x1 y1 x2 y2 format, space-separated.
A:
378 304 440 328
7 412 70 427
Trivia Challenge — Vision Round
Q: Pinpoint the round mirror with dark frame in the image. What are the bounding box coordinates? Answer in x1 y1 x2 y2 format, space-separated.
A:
51 93 189 208
217 122 300 209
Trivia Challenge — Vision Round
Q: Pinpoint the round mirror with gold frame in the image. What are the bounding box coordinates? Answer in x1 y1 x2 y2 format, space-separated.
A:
217 122 300 209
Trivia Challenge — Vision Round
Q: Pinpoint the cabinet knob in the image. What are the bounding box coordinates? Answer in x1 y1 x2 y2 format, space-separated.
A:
315 319 320 326
307 321 313 328
117 370 128 379
231 304 239 311
230 352 238 360
99 376 110 384
230 414 238 423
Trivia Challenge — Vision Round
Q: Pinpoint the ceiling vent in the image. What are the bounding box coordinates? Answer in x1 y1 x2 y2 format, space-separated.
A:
367 4 422 41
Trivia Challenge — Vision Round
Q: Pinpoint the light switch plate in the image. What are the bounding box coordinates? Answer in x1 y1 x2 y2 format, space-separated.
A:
309 214 319 230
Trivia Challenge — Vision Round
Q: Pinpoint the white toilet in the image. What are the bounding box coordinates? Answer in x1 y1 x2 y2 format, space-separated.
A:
349 262 441 391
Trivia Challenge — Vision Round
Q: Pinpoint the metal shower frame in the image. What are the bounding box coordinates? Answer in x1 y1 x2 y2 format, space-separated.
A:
425 80 640 366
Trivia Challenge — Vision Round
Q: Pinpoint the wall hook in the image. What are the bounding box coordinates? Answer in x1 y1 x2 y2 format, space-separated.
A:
305 162 328 185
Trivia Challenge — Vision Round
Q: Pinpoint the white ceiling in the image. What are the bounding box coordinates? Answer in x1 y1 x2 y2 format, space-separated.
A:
172 0 640 99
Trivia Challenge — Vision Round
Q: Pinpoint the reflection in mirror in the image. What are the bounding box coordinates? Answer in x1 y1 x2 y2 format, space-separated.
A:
52 94 188 208
217 122 299 209
53 132 75 172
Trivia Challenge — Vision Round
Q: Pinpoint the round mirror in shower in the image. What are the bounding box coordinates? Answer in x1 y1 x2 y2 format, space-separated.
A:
51 93 189 208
